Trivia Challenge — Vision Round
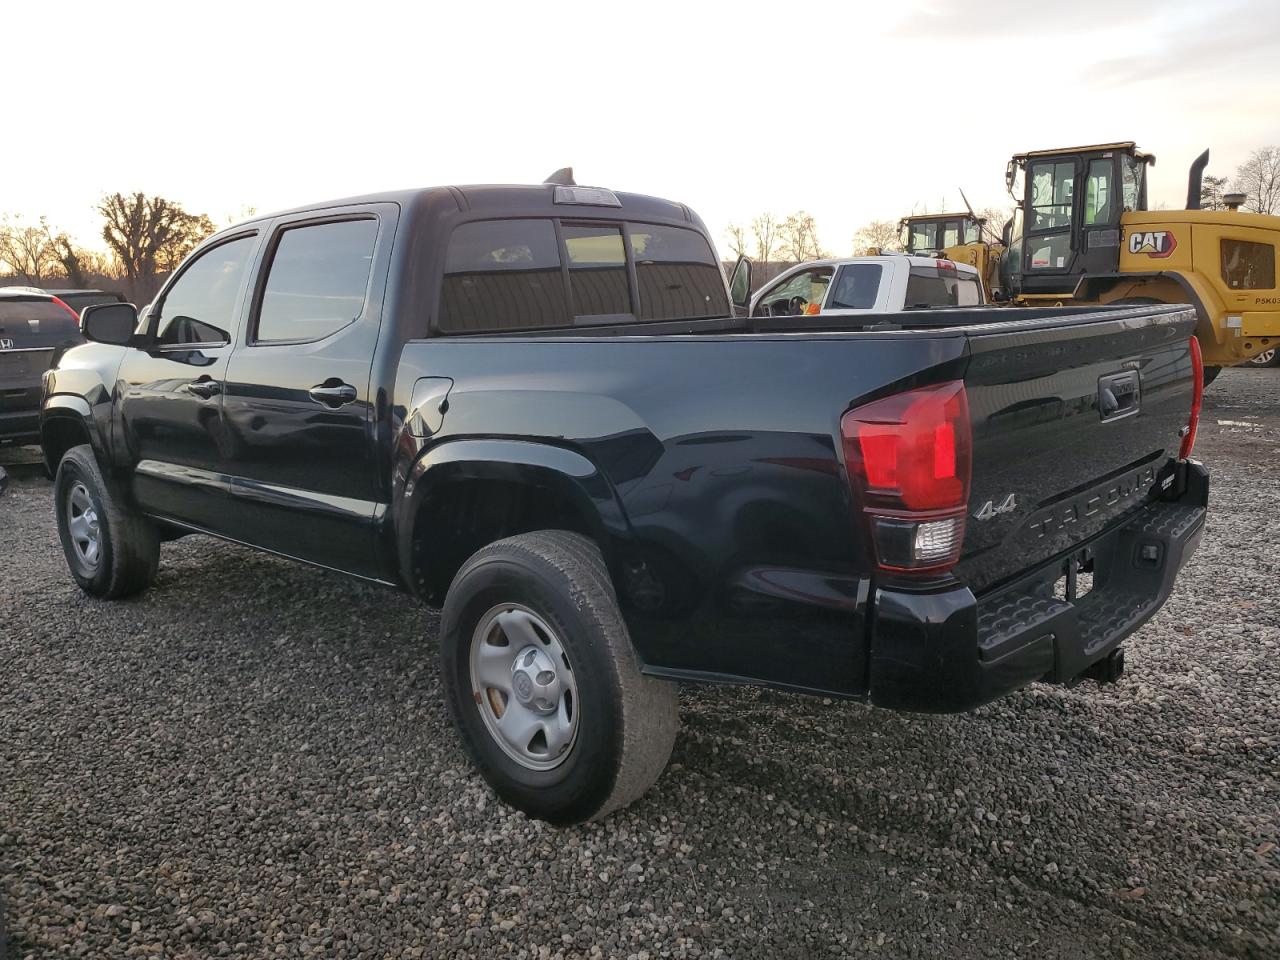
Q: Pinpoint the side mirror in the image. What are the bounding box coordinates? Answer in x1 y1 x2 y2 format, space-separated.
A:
81 302 139 346
728 256 752 314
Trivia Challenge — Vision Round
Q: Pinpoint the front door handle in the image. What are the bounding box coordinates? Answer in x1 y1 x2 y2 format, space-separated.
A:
308 381 358 407
187 378 221 399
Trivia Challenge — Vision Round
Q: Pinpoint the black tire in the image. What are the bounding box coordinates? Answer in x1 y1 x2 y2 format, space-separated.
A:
1247 347 1280 367
53 444 160 599
440 530 678 824
1202 365 1222 386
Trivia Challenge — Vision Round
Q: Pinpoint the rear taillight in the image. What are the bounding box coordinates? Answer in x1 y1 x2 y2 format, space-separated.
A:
1180 336 1203 459
841 381 972 573
50 295 79 320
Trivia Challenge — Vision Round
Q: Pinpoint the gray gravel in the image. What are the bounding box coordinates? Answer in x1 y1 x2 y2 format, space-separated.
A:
1 368 1277 959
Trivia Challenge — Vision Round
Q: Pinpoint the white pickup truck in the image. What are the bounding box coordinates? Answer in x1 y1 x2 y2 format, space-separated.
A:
749 255 984 318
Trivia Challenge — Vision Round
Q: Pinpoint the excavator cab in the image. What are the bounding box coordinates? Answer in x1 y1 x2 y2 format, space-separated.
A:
1000 142 1153 298
899 213 984 255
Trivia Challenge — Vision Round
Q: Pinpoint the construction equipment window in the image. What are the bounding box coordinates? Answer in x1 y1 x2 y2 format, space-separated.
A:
1121 155 1145 211
909 221 939 252
964 220 982 243
1029 161 1074 231
1085 159 1114 225
1221 239 1276 289
942 221 962 247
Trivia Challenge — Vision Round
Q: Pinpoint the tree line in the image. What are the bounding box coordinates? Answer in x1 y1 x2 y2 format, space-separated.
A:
0 193 224 302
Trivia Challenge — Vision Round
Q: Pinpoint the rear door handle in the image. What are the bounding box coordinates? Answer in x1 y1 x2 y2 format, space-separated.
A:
187 378 221 399
308 381 358 407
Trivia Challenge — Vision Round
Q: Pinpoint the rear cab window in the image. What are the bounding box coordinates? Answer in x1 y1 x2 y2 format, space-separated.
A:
0 298 80 344
437 218 728 334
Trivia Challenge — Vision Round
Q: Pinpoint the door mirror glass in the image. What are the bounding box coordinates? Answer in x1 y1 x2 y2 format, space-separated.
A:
80 302 139 345
728 256 752 310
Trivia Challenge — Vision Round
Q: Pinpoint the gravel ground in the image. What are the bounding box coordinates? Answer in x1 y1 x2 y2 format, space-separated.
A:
1 368 1277 960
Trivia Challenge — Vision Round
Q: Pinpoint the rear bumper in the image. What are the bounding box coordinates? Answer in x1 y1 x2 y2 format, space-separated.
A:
868 460 1208 713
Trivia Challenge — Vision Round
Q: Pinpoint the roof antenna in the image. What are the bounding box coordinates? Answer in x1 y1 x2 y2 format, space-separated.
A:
544 167 576 186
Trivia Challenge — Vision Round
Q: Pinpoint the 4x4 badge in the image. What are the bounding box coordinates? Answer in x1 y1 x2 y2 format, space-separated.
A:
974 494 1017 520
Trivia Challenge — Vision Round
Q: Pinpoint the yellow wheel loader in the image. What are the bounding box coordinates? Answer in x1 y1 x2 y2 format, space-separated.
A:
898 212 1005 303
996 142 1280 381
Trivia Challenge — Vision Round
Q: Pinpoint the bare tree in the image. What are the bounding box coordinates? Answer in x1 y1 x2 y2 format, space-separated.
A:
1200 174 1230 211
1233 147 1280 215
723 223 749 259
975 205 1015 243
779 211 824 263
98 192 216 280
853 219 902 253
750 213 780 265
0 216 60 283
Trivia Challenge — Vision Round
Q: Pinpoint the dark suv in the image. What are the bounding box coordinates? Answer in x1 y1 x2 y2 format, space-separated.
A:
0 289 83 444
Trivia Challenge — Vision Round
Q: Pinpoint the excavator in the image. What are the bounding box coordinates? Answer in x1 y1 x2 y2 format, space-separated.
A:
919 142 1280 381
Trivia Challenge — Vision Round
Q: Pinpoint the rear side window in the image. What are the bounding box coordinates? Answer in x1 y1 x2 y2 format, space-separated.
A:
629 225 727 320
828 264 883 309
905 267 981 308
256 219 378 343
439 220 567 333
0 299 78 339
1221 239 1276 290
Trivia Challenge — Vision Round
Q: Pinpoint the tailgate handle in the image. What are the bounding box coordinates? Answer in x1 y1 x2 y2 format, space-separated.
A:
1098 371 1140 422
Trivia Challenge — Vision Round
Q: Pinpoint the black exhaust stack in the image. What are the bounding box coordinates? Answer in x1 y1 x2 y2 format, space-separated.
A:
1186 149 1210 210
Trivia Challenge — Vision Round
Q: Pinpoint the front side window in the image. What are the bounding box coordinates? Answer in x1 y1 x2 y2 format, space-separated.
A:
828 264 884 310
755 266 833 316
628 224 727 320
564 224 631 319
256 219 378 343
1221 240 1276 289
439 219 567 333
942 221 962 248
1029 160 1075 231
156 235 255 345
1084 158 1114 225
909 221 939 252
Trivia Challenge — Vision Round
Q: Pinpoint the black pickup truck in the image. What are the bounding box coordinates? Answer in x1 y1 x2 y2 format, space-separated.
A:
41 179 1208 824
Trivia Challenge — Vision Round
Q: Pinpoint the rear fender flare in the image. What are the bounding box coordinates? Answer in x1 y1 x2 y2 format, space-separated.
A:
397 438 631 588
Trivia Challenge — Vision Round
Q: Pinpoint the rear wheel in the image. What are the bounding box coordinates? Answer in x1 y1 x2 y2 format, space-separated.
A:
440 531 679 824
54 445 159 599
1248 347 1279 367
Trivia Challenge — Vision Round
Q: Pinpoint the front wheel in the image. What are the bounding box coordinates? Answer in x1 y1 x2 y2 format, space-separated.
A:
54 444 159 599
440 531 679 824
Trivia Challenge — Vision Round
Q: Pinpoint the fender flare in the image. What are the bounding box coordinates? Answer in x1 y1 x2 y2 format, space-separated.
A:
39 395 102 476
396 437 632 591
1073 271 1211 326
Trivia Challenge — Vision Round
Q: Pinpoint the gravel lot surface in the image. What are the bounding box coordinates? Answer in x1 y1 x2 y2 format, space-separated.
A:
1 368 1277 959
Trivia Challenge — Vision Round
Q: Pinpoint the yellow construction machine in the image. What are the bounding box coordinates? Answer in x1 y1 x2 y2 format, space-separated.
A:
993 141 1280 380
898 209 1003 297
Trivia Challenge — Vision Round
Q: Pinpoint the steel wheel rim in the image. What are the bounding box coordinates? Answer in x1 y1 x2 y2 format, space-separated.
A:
1250 348 1276 365
469 602 579 771
66 481 101 570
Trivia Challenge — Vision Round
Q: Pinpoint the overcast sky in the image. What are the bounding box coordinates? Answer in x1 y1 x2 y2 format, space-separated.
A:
5 0 1280 258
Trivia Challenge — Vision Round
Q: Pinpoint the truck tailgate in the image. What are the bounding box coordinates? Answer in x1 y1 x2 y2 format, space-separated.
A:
955 305 1197 595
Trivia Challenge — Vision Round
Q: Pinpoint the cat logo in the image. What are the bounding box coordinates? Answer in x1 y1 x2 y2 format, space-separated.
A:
1127 230 1177 259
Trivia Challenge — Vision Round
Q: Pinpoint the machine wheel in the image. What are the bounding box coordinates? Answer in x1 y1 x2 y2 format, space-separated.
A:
440 531 679 824
54 444 160 599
